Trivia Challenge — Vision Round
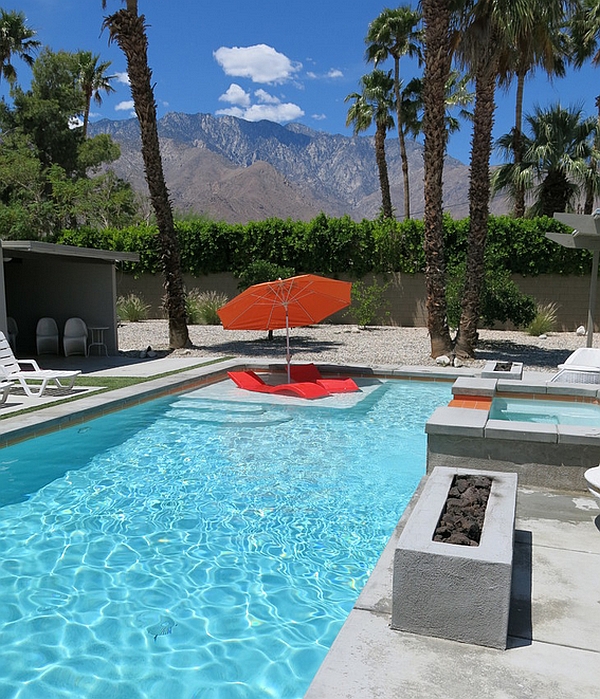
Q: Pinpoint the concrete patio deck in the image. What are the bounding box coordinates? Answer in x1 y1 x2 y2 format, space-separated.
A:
305 484 600 699
1 354 598 697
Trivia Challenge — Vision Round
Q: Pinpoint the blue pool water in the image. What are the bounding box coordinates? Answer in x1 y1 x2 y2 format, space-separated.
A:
490 397 600 426
0 379 449 699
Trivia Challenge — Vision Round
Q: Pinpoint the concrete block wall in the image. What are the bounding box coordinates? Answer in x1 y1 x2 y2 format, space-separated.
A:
116 271 598 330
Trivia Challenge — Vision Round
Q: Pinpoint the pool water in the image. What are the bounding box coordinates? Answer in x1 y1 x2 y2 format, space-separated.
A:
0 379 449 699
490 397 600 426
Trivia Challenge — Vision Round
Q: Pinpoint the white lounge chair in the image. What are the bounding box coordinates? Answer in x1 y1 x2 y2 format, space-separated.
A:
0 331 80 397
63 317 88 357
0 379 11 405
550 348 600 384
36 317 59 355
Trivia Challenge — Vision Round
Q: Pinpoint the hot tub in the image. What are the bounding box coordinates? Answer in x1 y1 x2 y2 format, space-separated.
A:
489 397 600 426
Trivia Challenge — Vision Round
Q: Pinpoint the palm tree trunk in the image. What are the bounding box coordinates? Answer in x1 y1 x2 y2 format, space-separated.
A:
513 69 526 218
104 7 189 349
394 57 411 219
375 123 393 219
421 0 453 357
584 95 600 215
455 59 496 359
83 89 92 139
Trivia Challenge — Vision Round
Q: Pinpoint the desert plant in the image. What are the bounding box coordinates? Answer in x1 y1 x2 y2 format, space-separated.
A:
527 302 559 336
116 293 150 322
346 278 390 328
185 289 228 325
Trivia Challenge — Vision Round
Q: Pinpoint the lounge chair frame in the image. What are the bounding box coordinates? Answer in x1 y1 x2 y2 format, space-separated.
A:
0 332 80 398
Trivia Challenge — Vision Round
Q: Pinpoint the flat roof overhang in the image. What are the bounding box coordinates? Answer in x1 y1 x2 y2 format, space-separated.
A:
1 240 139 263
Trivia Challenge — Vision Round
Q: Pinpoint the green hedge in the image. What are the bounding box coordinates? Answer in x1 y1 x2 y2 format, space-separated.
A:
55 214 588 278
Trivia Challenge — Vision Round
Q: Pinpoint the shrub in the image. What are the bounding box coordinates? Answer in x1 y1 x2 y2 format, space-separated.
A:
116 293 150 322
185 290 228 325
236 260 295 291
446 265 537 329
527 302 559 336
346 278 391 328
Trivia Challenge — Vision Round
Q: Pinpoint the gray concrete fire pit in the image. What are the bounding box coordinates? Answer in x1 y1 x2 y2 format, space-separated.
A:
391 466 517 649
481 360 523 380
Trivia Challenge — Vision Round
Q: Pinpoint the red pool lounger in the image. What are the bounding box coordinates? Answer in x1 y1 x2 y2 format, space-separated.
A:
289 363 360 393
227 370 331 399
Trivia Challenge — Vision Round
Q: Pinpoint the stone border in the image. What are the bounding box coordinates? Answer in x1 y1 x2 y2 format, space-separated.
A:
426 376 600 491
391 466 517 649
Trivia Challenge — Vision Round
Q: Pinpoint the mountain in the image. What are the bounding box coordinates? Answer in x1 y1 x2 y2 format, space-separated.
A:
89 112 508 223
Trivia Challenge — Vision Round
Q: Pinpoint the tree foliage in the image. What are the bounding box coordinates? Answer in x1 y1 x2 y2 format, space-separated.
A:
0 47 137 239
56 213 586 278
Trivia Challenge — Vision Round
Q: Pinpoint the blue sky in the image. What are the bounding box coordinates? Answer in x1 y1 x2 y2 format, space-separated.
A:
3 1 598 165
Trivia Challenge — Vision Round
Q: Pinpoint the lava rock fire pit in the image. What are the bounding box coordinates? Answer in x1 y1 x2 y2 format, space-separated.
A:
391 466 517 649
481 360 523 380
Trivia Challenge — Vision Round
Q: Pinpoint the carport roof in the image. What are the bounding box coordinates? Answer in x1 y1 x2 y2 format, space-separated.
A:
1 240 139 263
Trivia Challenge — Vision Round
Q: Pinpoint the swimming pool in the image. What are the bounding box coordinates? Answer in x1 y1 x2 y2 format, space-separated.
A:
490 397 600 426
0 378 449 699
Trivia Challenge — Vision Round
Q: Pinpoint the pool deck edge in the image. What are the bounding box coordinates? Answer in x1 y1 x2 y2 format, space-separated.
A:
0 361 466 446
304 485 600 699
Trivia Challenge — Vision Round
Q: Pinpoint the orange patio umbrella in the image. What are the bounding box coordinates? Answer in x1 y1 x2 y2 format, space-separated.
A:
217 274 352 381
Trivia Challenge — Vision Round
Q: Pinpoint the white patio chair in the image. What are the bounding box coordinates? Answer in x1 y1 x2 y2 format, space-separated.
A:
36 317 59 355
0 331 80 398
549 348 600 384
63 317 88 357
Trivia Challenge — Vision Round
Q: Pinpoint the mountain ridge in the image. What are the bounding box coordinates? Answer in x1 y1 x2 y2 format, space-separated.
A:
90 112 506 223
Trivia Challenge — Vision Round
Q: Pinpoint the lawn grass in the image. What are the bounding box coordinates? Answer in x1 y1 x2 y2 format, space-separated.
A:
0 357 230 420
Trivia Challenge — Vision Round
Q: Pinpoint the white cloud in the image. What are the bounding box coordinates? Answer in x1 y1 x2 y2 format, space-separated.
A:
217 102 304 124
216 106 245 119
115 100 135 112
114 71 130 85
254 89 280 104
306 68 344 80
219 83 251 107
214 44 301 84
312 113 327 121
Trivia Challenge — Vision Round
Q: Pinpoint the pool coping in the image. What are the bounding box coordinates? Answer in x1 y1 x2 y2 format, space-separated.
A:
426 374 600 491
0 359 471 448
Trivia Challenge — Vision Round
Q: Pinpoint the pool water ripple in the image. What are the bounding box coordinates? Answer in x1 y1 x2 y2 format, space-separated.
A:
0 379 449 698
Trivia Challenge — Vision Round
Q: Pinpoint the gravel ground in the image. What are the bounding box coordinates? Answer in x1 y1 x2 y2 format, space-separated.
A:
117 320 596 372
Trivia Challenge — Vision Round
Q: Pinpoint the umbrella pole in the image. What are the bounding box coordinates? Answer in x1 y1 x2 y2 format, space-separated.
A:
285 307 291 382
587 249 599 348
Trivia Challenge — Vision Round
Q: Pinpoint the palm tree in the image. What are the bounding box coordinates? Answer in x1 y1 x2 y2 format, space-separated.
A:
345 69 396 219
400 71 474 144
77 51 116 138
0 9 40 85
531 105 598 215
102 0 190 349
452 1 501 358
420 0 457 358
497 2 569 217
569 0 600 213
452 0 554 358
493 104 598 216
365 6 422 219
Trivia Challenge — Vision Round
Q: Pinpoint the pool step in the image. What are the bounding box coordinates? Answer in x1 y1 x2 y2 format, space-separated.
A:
171 399 266 414
165 405 292 427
